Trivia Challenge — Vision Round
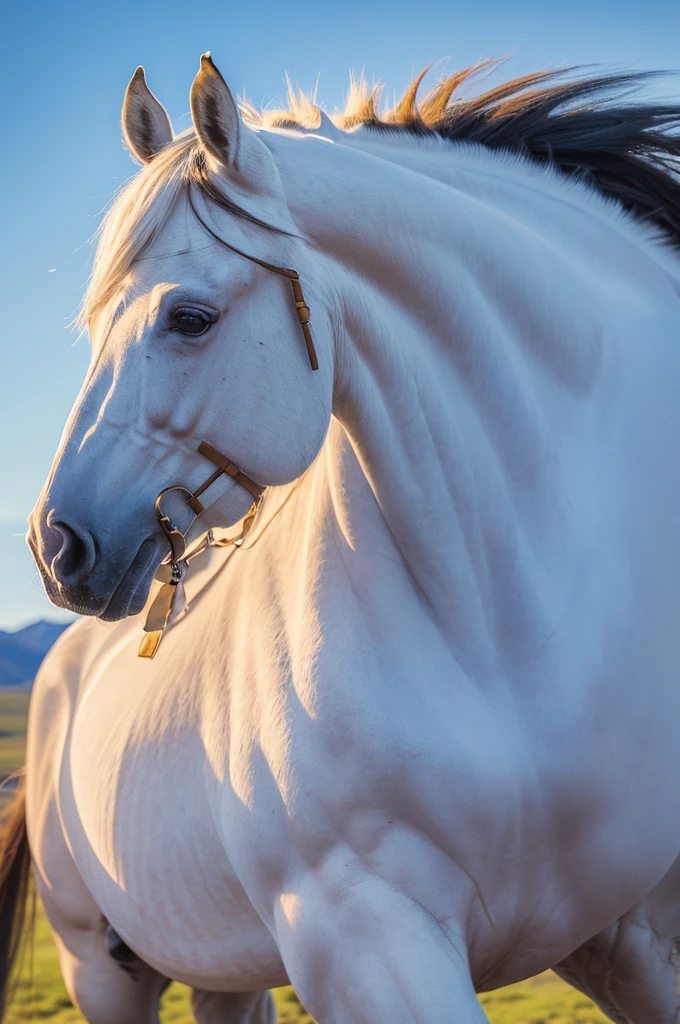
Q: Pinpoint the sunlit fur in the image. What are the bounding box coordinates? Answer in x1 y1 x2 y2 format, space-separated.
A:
82 132 200 332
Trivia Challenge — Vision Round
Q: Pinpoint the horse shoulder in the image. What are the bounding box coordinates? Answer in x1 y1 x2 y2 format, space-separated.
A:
27 617 100 804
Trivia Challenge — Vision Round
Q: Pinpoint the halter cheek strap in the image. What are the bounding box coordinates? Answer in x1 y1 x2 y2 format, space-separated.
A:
186 189 319 371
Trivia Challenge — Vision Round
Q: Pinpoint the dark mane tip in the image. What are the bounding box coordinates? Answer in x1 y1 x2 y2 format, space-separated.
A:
393 66 680 247
265 62 680 248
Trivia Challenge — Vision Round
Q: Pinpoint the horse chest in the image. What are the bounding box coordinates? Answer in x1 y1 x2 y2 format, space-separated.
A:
60 646 284 987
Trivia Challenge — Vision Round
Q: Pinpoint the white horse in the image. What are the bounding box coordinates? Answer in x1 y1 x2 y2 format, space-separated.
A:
2 52 680 1023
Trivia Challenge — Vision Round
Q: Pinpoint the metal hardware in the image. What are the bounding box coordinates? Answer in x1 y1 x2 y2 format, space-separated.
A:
138 442 263 658
154 486 196 562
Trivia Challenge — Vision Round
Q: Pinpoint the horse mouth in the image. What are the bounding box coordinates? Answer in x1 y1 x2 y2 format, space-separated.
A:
30 536 163 621
97 537 163 621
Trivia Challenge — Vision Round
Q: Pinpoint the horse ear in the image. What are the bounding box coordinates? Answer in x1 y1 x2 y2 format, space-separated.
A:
122 67 174 164
190 52 256 171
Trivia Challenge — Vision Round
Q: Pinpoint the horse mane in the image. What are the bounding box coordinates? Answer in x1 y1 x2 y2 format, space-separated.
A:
82 60 680 334
247 61 680 249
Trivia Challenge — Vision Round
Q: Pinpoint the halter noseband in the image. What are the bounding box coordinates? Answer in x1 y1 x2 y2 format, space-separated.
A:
151 440 264 566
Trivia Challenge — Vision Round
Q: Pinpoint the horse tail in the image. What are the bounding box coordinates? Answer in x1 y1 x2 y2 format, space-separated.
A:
0 776 33 1020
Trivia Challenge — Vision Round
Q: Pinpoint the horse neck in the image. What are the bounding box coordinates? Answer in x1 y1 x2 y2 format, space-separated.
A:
271 133 614 670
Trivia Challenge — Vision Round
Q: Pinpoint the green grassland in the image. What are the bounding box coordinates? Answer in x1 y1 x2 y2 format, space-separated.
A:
1 687 610 1023
0 688 32 786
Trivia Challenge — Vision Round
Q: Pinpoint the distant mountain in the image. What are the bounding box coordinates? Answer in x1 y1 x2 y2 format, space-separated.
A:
0 620 72 687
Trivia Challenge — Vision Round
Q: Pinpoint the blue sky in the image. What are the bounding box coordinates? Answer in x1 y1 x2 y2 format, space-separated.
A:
2 0 678 629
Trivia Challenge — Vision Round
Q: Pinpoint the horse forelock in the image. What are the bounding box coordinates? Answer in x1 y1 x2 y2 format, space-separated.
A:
80 131 198 334
80 130 286 338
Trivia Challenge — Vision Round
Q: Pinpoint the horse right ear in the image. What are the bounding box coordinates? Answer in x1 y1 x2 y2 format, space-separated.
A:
122 67 174 164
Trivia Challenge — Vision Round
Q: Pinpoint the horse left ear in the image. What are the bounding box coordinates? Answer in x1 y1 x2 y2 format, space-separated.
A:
190 52 263 173
122 67 174 164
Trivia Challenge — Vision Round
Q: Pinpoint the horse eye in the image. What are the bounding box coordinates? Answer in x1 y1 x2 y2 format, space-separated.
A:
171 308 214 337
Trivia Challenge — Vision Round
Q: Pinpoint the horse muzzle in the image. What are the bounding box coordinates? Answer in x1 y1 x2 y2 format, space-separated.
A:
27 513 162 620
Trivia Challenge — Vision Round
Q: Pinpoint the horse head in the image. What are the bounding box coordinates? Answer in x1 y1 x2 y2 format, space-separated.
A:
27 55 333 620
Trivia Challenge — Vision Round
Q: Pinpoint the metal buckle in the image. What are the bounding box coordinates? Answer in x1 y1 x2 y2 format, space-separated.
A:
138 443 264 659
138 486 196 659
154 485 197 563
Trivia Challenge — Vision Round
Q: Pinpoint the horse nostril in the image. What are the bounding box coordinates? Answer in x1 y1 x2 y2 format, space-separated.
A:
50 519 97 585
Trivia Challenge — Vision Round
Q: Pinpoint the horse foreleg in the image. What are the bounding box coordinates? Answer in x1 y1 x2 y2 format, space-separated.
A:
190 988 276 1023
273 872 490 1023
554 851 680 1024
40 889 169 1024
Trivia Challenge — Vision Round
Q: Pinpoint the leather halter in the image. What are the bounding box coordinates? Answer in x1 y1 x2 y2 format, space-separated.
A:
138 245 319 658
